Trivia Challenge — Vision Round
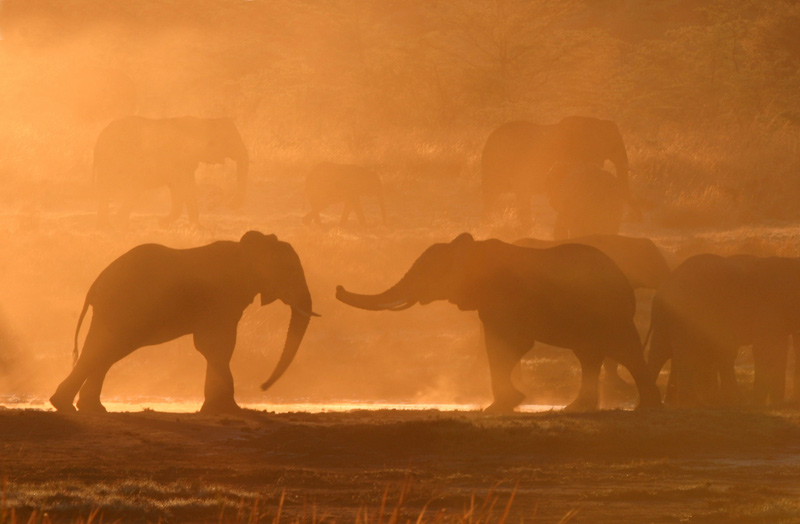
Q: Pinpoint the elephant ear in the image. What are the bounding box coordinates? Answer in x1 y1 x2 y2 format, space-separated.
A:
240 231 280 304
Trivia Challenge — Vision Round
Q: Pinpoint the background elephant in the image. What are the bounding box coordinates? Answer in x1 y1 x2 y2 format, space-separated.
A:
94 116 249 226
516 234 671 389
648 253 800 407
303 162 386 227
336 233 661 412
481 116 638 226
545 162 626 240
49 231 317 414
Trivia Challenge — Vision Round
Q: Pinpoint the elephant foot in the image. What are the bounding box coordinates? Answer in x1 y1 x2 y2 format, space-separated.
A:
76 399 108 413
563 397 598 413
49 393 77 413
200 399 242 415
484 390 525 414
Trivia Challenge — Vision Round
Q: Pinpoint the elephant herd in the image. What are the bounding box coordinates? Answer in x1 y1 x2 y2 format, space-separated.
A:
49 114 798 413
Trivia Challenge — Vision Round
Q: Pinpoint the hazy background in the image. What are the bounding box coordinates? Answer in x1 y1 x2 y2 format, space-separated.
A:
1 0 800 408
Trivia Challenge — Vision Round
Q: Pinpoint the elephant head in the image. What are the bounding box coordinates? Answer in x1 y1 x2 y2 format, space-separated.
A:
198 118 249 208
239 231 318 391
336 233 490 313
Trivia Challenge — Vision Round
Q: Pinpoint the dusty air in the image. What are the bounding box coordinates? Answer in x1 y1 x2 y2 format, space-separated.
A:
1 1 799 523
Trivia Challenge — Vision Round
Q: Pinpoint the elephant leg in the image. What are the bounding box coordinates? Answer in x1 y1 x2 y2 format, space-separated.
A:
753 336 789 405
340 202 353 227
565 350 602 412
352 198 367 226
482 322 526 413
606 326 662 409
194 322 240 414
50 324 122 412
76 364 113 413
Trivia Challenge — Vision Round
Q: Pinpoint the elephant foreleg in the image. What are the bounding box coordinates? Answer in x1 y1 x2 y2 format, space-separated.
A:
482 323 526 413
606 326 661 409
194 322 240 414
717 347 741 406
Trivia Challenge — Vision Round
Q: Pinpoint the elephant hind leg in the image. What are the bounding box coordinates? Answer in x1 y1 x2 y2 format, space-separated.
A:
606 327 661 409
753 337 789 405
50 325 118 412
76 365 112 413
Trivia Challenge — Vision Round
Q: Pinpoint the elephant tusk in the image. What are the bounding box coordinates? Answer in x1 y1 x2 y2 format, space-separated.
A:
292 306 321 318
387 302 414 311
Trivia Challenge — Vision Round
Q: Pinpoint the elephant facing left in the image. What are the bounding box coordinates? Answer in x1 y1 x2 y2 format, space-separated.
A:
50 231 317 414
94 116 249 226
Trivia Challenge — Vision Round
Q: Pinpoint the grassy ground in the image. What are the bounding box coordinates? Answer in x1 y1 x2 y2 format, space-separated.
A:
2 407 800 523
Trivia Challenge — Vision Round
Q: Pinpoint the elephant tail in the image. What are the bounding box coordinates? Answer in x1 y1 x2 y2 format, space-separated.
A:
72 296 91 367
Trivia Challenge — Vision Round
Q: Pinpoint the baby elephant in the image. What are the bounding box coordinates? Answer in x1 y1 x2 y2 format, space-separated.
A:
545 162 626 240
303 162 386 227
50 231 317 414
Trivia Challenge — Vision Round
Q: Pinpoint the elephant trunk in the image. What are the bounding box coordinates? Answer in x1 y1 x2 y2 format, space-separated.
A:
260 293 313 392
335 279 415 311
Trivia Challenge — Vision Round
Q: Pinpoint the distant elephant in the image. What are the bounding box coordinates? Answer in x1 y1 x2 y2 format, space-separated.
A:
516 234 671 388
49 231 317 414
336 233 661 412
481 116 639 226
303 162 386 227
94 116 249 226
648 254 800 406
545 162 626 240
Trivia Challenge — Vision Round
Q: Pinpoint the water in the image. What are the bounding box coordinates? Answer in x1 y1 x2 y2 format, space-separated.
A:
0 395 561 413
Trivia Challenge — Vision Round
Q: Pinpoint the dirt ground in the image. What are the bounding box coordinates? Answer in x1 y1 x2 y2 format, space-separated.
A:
2 406 800 523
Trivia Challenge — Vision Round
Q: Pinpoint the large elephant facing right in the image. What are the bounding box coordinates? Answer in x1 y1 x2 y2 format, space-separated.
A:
481 116 637 226
94 116 249 226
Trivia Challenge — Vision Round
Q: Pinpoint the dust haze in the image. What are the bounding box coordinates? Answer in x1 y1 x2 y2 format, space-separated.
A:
1 0 800 410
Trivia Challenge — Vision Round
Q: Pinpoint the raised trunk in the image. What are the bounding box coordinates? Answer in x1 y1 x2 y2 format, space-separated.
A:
260 295 311 392
335 280 413 311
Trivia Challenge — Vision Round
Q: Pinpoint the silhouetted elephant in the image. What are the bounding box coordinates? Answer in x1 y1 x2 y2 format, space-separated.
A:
303 162 386 227
94 116 249 226
516 234 671 389
336 233 661 412
50 231 317 414
648 254 800 407
481 116 639 226
545 162 626 239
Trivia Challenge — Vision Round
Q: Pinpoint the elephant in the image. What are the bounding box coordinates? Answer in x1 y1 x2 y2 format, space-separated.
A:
545 162 626 240
481 116 639 226
49 231 317 414
336 233 661 412
303 162 386 227
647 253 800 407
93 116 249 226
515 234 671 389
